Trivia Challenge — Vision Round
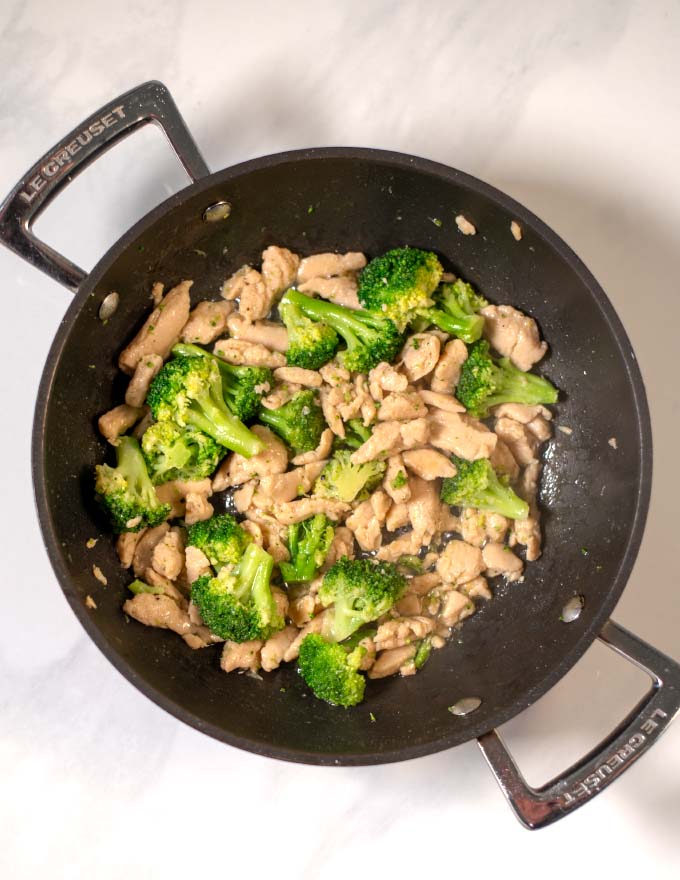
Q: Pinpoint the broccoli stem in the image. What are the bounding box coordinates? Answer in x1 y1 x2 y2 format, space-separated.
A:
237 544 276 624
489 360 558 409
479 477 529 520
425 308 484 344
286 288 369 345
186 396 263 457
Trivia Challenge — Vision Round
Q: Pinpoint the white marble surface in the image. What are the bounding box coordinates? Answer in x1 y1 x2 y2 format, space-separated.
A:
1 0 679 875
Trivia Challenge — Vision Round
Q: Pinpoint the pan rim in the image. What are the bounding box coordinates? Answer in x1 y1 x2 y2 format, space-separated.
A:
31 146 653 765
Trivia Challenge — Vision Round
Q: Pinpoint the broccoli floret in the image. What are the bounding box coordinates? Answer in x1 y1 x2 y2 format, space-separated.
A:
456 339 558 417
94 436 170 533
391 469 408 490
279 514 335 584
283 289 403 373
357 247 443 330
297 633 367 707
191 543 282 642
420 280 488 343
314 450 386 503
279 298 339 370
186 512 251 569
146 355 265 457
337 419 372 450
257 389 327 454
319 557 406 643
172 342 273 421
440 455 529 520
141 421 224 484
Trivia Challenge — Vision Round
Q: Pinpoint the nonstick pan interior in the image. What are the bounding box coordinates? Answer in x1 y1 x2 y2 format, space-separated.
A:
33 150 651 764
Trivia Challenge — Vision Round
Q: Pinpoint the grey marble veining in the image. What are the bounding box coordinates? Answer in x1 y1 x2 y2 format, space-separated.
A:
1 1 679 877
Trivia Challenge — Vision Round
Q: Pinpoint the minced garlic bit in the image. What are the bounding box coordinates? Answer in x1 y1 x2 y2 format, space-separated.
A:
608 437 618 449
85 595 98 610
510 220 522 241
92 565 108 586
455 214 476 236
86 538 98 549
557 425 573 435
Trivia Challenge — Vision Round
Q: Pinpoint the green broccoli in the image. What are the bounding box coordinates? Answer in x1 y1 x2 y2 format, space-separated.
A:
319 557 406 643
357 247 443 330
128 578 164 595
191 543 283 642
313 449 386 503
297 633 367 707
94 436 170 533
172 342 273 421
279 298 339 370
391 469 408 490
440 455 529 519
186 512 251 569
456 339 558 417
141 421 224 485
420 279 488 343
283 289 403 373
257 389 327 453
146 355 265 457
337 419 372 450
279 514 335 584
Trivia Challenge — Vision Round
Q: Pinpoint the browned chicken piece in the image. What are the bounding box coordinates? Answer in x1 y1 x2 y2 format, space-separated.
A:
485 513 509 542
383 453 411 503
232 480 256 512
459 575 493 601
213 426 288 490
494 416 540 466
336 376 371 423
151 527 185 580
261 383 302 410
406 571 442 595
271 587 289 621
491 403 553 424
153 482 185 518
346 499 382 552
438 504 460 533
356 636 377 671
400 333 441 382
439 591 475 626
132 523 170 577
436 539 484 585
185 490 214 525
526 415 553 442
297 251 366 283
288 590 316 627
482 542 524 581
319 386 347 437
418 389 465 413
291 428 334 466
119 281 192 374
319 362 351 386
226 313 288 352
125 354 163 407
399 418 429 449
98 404 145 445
184 546 211 583
371 490 391 522
368 645 416 679
222 266 269 321
213 338 286 368
481 304 548 371
116 530 146 569
428 410 497 460
430 339 468 393
368 362 409 401
261 245 300 297
458 508 486 547
520 461 542 501
489 438 520 481
374 616 435 651
377 391 428 421
143 568 185 602
180 300 234 345
323 526 355 569
244 511 290 562
298 275 361 309
150 281 164 306
350 418 429 465
283 609 332 662
394 593 422 617
402 448 457 480
240 520 264 547
512 514 542 561
376 531 421 562
220 640 263 673
131 411 154 441
385 501 409 532
408 477 440 546
123 593 192 636
256 461 326 505
261 626 299 672
270 497 351 524
273 366 323 387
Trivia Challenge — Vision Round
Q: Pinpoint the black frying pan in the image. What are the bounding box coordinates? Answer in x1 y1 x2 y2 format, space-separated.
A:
2 82 678 830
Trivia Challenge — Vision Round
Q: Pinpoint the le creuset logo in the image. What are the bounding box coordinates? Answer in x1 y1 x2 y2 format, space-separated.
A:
19 105 126 205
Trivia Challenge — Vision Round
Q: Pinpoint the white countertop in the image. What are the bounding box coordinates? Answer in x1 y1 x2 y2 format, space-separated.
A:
1 0 679 875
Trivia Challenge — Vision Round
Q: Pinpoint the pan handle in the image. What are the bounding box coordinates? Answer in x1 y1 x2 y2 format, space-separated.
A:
0 80 209 292
477 619 680 829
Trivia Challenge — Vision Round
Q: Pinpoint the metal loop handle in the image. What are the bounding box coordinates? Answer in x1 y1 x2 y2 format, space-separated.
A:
478 619 680 829
0 80 210 292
